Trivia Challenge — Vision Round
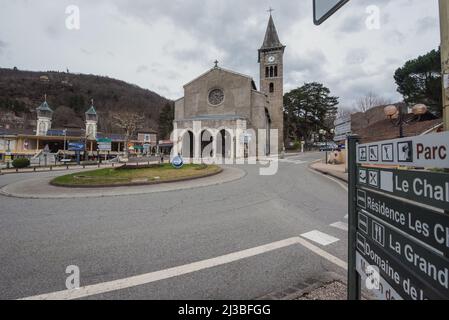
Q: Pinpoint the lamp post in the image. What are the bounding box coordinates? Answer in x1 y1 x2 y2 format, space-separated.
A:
6 139 11 169
440 0 449 131
384 104 428 139
319 129 328 163
63 128 67 161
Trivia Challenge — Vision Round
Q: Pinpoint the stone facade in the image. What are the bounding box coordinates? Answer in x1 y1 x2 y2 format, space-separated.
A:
173 14 285 161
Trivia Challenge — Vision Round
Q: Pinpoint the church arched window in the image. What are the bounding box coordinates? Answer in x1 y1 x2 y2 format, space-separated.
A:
269 66 274 78
265 67 269 78
274 66 278 77
269 83 274 93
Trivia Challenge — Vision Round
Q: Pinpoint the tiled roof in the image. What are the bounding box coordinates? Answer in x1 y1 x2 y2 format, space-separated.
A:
354 114 443 143
85 105 97 115
37 101 53 113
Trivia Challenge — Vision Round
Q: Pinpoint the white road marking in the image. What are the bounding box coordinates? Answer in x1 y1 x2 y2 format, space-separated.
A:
330 221 349 232
307 168 348 192
19 236 347 300
279 159 307 165
300 230 340 246
296 237 347 270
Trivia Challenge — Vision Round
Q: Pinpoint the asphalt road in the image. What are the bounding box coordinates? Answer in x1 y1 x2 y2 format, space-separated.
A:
0 152 348 300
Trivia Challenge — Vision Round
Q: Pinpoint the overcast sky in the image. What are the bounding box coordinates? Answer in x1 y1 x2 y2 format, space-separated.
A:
0 0 441 109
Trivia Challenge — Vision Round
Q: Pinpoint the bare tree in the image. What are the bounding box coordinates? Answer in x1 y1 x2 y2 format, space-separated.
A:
337 107 354 119
112 112 144 158
355 92 391 125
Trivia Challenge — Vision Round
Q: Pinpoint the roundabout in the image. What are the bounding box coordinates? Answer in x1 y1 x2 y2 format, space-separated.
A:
0 165 246 199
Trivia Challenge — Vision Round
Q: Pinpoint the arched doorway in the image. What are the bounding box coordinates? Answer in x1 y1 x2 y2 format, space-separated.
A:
201 130 214 159
265 108 272 156
216 129 232 161
182 131 194 158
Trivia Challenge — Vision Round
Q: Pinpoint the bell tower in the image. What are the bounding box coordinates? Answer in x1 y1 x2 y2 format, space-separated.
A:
259 10 285 151
85 99 98 140
36 94 53 136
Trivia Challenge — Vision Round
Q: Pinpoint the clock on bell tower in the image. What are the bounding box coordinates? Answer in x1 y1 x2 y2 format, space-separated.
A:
259 12 285 151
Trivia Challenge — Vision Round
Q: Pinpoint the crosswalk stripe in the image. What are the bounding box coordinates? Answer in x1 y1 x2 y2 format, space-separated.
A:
330 221 348 232
300 230 339 246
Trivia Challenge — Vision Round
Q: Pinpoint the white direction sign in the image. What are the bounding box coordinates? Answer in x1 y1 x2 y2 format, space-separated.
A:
356 252 403 300
313 0 350 25
357 131 449 168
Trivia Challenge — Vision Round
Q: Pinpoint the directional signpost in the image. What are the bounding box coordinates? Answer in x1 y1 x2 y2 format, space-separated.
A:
348 131 449 300
313 0 349 25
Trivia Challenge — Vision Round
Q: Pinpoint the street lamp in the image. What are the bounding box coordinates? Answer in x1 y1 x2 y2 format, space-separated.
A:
6 139 11 169
319 129 328 163
384 104 428 138
63 128 67 161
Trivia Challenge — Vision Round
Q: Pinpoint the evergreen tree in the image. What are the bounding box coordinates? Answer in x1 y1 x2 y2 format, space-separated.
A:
284 82 339 143
158 102 174 140
394 48 442 116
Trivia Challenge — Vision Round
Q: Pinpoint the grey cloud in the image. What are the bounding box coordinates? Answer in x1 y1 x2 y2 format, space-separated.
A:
136 65 149 73
0 40 7 55
415 16 438 35
345 48 369 65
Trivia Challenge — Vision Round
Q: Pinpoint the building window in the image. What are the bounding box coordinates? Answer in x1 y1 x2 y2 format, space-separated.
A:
274 66 278 77
269 83 274 93
269 66 274 78
265 67 269 78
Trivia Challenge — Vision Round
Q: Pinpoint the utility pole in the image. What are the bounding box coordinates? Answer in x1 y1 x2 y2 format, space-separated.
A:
440 0 449 130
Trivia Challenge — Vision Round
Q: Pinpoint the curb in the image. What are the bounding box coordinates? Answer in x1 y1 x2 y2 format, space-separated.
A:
309 162 348 184
0 166 247 199
49 167 223 189
256 272 346 300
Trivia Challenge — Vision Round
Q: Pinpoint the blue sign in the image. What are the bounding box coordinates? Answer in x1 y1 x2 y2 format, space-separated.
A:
68 142 85 152
172 155 184 169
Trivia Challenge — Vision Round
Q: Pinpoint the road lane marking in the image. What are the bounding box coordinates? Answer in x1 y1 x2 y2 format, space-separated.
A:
19 235 347 300
20 237 300 300
279 159 307 165
296 237 347 270
300 230 339 246
330 221 348 232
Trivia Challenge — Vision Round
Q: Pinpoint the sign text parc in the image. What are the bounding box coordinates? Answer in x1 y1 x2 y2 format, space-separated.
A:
357 131 449 168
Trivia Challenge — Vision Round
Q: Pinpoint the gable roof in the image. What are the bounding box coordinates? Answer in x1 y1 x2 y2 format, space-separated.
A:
183 66 257 90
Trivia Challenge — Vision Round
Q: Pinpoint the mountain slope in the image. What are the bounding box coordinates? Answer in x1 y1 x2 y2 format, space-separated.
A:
0 68 173 134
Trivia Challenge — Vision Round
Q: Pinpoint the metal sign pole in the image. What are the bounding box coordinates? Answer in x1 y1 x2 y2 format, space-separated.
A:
440 0 449 131
347 135 361 300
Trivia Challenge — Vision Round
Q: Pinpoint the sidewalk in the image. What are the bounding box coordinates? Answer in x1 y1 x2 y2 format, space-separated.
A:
310 162 348 183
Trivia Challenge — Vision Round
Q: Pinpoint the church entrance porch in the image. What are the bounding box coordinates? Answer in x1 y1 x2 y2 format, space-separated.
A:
216 129 233 162
173 118 251 164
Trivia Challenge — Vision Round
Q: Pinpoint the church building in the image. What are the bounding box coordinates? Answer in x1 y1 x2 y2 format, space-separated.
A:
173 13 285 161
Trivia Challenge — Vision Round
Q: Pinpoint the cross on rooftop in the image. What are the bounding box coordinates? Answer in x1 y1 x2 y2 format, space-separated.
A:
267 7 274 14
214 60 219 68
